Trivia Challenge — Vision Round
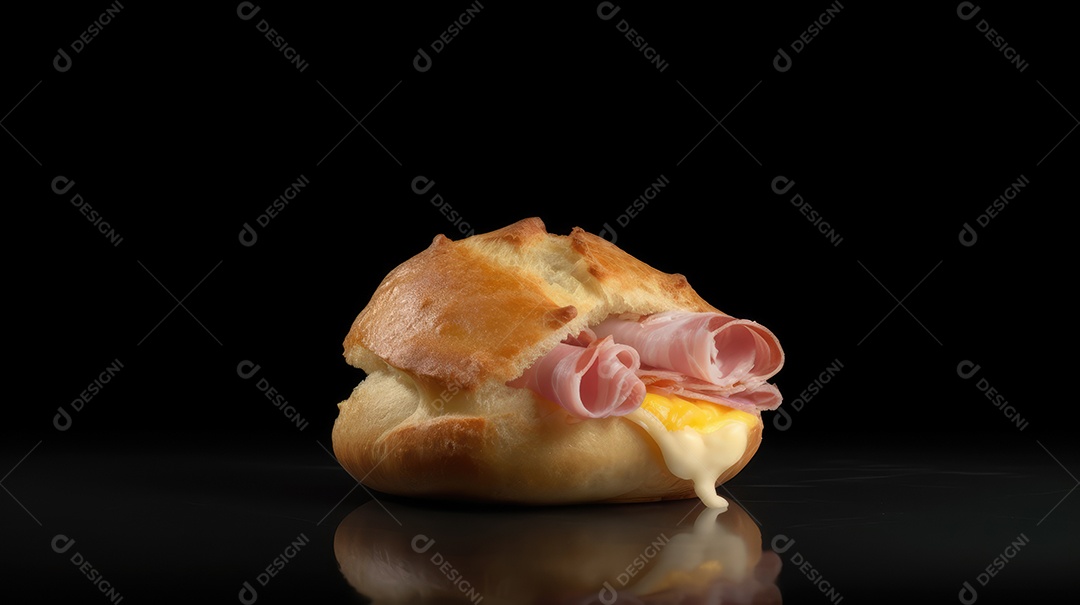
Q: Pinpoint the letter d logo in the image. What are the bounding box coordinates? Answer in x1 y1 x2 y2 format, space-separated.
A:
956 360 980 380
53 48 73 72
770 534 795 554
413 48 433 72
597 222 617 244
238 580 258 604
411 175 435 195
598 581 618 605
237 2 261 21
958 580 978 604
51 176 75 195
237 360 261 379
771 175 795 195
958 222 978 247
956 2 981 21
51 534 76 554
596 2 621 21
238 223 258 247
773 48 792 72
411 534 435 554
772 406 792 431
53 408 73 431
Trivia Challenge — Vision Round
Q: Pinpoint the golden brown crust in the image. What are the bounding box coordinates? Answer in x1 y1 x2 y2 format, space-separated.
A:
344 234 555 390
333 218 769 506
343 217 717 388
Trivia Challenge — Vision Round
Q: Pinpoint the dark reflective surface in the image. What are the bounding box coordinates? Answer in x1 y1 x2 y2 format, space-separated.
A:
4 439 1075 603
334 498 781 604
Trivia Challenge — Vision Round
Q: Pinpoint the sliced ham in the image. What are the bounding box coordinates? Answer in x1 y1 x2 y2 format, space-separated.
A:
511 311 783 418
509 336 646 419
639 374 783 413
593 311 784 388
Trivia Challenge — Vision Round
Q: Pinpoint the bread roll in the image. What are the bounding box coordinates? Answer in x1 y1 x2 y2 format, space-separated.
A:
332 217 768 505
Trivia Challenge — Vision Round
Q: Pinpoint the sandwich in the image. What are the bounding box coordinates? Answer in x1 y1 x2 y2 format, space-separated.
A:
332 217 784 507
333 498 783 604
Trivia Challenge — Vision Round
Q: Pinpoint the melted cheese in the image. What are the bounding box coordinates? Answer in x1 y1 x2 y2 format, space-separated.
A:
627 393 757 509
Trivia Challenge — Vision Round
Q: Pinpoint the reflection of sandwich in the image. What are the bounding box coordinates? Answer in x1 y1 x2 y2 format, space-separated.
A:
333 498 782 604
333 218 784 507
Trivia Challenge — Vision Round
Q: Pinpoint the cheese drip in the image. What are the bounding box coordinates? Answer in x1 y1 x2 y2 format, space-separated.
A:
627 393 756 509
628 507 752 595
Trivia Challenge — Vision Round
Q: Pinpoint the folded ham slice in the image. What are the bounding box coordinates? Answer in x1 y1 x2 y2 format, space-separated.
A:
512 311 783 419
593 311 784 388
509 335 646 419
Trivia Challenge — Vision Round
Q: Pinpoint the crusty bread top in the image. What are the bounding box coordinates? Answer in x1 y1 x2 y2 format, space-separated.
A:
344 217 719 390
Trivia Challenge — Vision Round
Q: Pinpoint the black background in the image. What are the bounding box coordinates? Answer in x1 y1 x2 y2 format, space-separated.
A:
4 1 1077 603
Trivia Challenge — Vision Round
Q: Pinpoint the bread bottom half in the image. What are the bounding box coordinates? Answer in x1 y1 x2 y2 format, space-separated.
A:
332 368 764 505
